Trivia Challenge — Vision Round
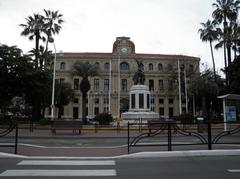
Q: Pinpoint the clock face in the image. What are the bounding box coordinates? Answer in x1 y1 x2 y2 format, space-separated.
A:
121 47 128 53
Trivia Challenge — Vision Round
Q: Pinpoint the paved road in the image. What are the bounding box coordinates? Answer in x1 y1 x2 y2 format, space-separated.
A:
0 156 240 178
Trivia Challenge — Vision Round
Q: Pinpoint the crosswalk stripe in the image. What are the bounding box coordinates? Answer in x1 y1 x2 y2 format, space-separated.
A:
228 169 240 173
18 160 115 166
0 169 117 176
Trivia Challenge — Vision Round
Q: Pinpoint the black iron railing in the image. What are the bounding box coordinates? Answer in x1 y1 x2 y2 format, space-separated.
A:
0 117 18 154
127 121 240 154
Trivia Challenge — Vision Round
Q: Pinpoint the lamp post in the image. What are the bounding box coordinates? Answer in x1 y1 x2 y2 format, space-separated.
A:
118 54 121 118
49 37 56 120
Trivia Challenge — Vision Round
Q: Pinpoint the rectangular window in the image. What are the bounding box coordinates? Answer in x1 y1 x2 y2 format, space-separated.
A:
121 79 127 92
104 107 109 112
59 78 64 84
159 98 164 104
94 79 99 92
182 98 186 104
73 107 78 119
169 107 173 117
139 93 144 109
147 94 150 109
168 80 173 90
159 107 164 115
131 94 135 108
104 79 109 92
151 97 155 104
74 79 79 90
182 107 186 113
94 107 99 115
159 80 164 90
94 98 99 105
168 98 174 104
104 97 109 105
74 98 79 104
149 79 154 91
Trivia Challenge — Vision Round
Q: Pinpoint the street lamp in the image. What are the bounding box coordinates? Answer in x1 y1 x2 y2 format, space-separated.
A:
49 37 57 120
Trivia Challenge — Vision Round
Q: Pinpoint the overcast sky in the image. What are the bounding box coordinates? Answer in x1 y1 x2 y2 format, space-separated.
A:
0 0 224 71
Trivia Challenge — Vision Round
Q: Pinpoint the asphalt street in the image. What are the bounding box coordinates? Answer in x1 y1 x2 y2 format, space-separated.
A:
0 156 240 178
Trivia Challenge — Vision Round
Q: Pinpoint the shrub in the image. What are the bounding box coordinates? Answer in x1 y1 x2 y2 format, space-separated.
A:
94 113 113 125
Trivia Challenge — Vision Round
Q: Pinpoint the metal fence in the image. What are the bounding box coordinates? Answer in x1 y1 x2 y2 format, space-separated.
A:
127 121 240 154
0 117 18 154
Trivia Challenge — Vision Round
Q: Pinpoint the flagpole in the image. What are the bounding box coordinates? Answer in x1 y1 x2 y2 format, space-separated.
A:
108 59 111 113
184 68 188 113
178 59 182 115
118 54 121 118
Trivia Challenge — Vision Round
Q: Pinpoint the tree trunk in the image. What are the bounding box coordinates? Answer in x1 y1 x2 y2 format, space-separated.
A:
227 45 232 85
209 40 217 82
223 18 228 86
82 92 87 124
35 31 40 68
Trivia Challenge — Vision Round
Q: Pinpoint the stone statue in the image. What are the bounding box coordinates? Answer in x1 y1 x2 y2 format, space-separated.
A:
133 59 145 85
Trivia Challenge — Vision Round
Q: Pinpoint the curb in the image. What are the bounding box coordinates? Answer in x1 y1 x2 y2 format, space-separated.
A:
1 149 240 159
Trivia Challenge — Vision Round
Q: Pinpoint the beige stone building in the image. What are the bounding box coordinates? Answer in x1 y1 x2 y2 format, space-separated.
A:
46 37 200 119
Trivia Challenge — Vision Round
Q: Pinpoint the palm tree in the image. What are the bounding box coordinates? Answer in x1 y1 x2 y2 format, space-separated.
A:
43 9 64 54
28 45 53 69
199 20 218 81
55 82 74 119
73 62 98 124
20 14 45 67
212 0 240 84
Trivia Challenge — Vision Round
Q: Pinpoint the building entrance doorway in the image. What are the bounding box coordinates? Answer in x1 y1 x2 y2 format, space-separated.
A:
73 107 79 119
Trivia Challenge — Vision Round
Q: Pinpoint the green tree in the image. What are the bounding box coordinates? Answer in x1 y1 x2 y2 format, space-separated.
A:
0 44 32 113
212 0 240 84
20 14 45 67
189 69 224 119
54 81 74 119
73 62 98 124
20 10 64 69
23 68 52 121
43 9 64 47
228 57 240 93
42 9 64 68
199 20 219 81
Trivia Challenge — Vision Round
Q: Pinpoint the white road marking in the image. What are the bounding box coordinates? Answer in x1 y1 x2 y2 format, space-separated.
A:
228 169 240 173
0 170 116 176
18 160 115 165
19 143 127 148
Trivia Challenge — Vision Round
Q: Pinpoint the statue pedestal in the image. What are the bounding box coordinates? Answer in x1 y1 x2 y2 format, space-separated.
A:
121 85 159 123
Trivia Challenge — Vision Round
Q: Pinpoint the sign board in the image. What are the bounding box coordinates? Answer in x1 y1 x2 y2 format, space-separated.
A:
226 106 237 122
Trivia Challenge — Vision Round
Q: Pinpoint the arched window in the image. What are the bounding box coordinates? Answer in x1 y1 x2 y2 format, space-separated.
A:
104 62 110 70
148 63 153 71
60 62 66 70
158 63 163 71
95 62 100 69
180 64 185 70
189 64 194 72
120 62 129 70
121 79 128 92
50 63 54 70
167 64 173 71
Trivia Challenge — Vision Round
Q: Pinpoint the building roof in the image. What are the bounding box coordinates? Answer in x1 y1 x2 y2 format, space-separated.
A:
58 52 200 61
